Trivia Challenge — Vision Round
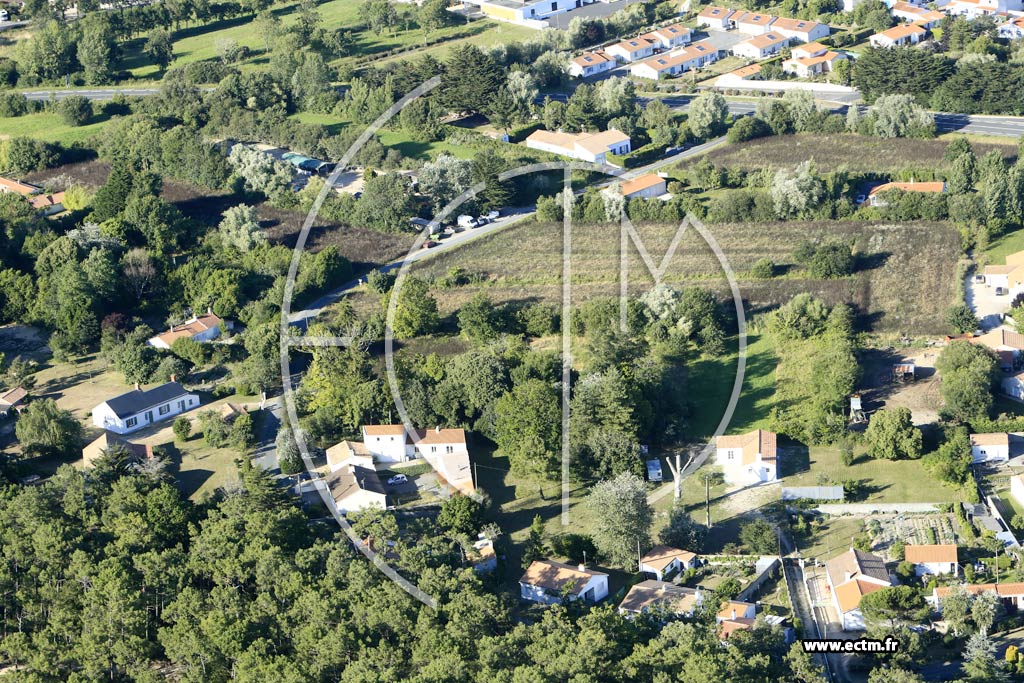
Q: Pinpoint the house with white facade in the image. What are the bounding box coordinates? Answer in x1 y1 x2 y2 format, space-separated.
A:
770 17 830 42
932 582 1024 611
782 43 846 77
1004 370 1024 401
904 544 959 576
620 173 668 199
825 548 893 630
148 312 229 349
733 11 777 34
717 600 758 638
606 37 656 63
340 424 474 495
643 23 692 50
91 382 199 435
891 2 945 27
569 51 615 78
520 560 609 604
715 429 778 485
327 463 387 514
869 23 927 47
1011 473 1024 508
640 546 698 580
733 32 790 59
697 5 737 29
982 250 1024 295
867 181 945 206
999 16 1024 39
460 0 593 25
619 581 703 618
945 0 1003 19
970 432 1010 463
630 40 721 79
525 128 631 164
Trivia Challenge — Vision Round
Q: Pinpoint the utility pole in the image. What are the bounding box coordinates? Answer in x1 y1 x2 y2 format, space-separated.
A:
705 474 711 528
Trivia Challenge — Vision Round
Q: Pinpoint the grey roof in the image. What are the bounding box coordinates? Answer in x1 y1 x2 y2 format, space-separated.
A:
826 548 889 587
781 486 844 501
102 382 190 419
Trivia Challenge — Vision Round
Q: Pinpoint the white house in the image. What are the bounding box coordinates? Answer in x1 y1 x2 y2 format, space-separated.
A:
733 32 790 59
971 329 1024 371
825 548 893 630
520 560 609 604
643 23 692 50
932 582 1024 611
904 544 959 576
783 44 846 77
770 17 830 42
869 24 926 47
640 546 698 580
148 312 229 349
867 181 945 207
460 0 591 24
0 387 27 417
606 37 656 63
945 0 1003 18
733 11 777 35
327 463 387 514
891 2 944 27
620 581 703 618
717 600 758 639
999 16 1024 39
1011 473 1024 508
569 51 615 78
91 382 199 435
970 433 1010 463
343 424 474 494
697 6 737 29
981 250 1024 295
620 173 667 199
715 429 778 486
630 41 721 79
525 128 631 164
1004 370 1024 401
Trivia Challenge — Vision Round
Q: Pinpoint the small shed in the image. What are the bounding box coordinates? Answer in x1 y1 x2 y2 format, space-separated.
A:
646 459 663 482
893 363 916 382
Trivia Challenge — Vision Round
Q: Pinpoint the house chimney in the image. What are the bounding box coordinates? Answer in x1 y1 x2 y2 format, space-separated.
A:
170 374 176 383
731 609 737 620
578 564 586 572
435 425 441 433
134 382 140 391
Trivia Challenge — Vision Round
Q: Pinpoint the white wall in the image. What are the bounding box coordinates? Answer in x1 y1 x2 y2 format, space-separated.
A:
92 394 199 434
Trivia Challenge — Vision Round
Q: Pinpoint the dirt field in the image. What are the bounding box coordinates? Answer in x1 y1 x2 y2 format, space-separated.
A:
688 133 1018 173
24 160 415 270
857 346 944 426
411 220 962 334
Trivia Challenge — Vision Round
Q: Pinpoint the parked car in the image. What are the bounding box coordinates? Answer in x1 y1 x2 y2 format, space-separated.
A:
20 474 40 485
855 194 867 205
386 474 408 486
997 287 1008 296
422 240 439 249
457 215 478 229
484 210 500 222
974 274 985 283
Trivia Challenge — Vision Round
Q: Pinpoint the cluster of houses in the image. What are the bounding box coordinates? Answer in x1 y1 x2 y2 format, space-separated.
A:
0 176 66 217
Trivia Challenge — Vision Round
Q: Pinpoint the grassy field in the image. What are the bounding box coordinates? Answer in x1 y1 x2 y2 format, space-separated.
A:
695 133 1018 173
687 332 777 438
783 445 950 503
0 112 111 146
412 219 963 335
986 227 1024 264
291 111 481 161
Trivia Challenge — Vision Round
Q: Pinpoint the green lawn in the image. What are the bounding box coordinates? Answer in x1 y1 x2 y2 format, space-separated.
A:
986 227 1024 265
687 332 778 439
783 445 950 504
0 112 111 146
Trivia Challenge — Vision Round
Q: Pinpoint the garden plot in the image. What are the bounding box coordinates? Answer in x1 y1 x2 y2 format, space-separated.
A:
869 513 959 559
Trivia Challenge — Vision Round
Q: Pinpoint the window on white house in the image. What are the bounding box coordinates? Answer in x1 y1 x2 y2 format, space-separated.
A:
126 417 138 428
431 446 437 453
158 405 170 415
446 446 454 454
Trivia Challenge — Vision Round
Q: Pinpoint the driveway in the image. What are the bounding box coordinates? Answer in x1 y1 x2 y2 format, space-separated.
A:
965 269 1007 331
252 397 281 472
696 28 747 52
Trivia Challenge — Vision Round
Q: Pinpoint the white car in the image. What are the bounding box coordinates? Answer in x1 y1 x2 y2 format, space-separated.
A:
484 210 500 221
386 474 408 486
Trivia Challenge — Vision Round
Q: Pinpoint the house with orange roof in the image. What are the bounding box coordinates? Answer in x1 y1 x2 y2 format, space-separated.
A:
0 177 40 197
606 37 656 63
697 6 737 30
970 432 1010 463
639 545 698 580
620 173 667 199
630 40 721 80
946 0 1001 19
931 582 1024 611
619 580 704 618
905 544 959 576
147 312 228 349
733 32 790 59
869 23 927 48
733 11 777 35
771 17 830 42
520 560 609 604
982 250 1024 294
715 429 779 485
643 23 692 50
866 181 945 207
716 599 757 638
999 16 1024 39
782 43 846 77
891 2 945 27
569 51 615 78
525 128 631 164
81 432 154 469
825 548 893 630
